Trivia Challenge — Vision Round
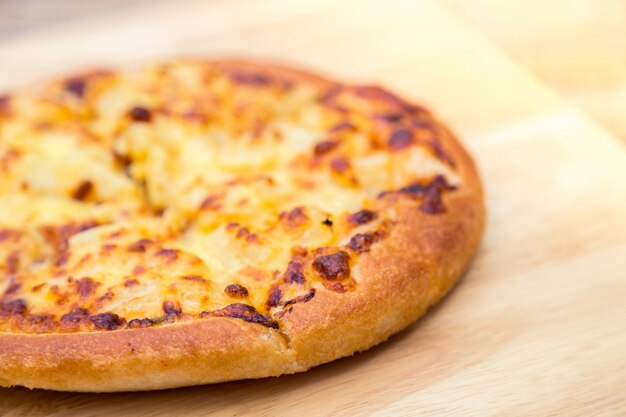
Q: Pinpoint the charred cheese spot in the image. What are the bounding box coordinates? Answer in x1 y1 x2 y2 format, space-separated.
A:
64 78 87 98
314 140 339 156
128 106 152 122
377 175 457 215
4 281 21 295
59 307 89 331
328 121 356 133
375 113 404 123
76 277 99 299
60 307 88 322
225 284 249 298
280 207 309 229
128 318 155 328
72 180 94 201
330 156 350 174
90 312 125 330
266 286 283 308
101 243 117 254
312 251 350 280
25 314 57 333
199 195 221 211
347 232 378 254
156 248 178 261
0 95 11 116
124 278 139 288
132 265 146 275
347 210 377 226
282 288 315 307
31 283 45 293
4 251 19 275
0 299 27 317
229 71 271 86
400 175 456 196
163 300 182 316
128 239 153 252
181 275 206 283
420 185 446 214
402 175 456 215
388 128 413 150
282 261 305 285
203 303 278 329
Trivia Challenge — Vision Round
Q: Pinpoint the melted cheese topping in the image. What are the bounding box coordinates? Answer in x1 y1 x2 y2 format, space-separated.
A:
0 60 459 333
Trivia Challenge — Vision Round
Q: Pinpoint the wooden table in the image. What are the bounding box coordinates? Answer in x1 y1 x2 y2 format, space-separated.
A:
442 0 626 140
0 0 625 415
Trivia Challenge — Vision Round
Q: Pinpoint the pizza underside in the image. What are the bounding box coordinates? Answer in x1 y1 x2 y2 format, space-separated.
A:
0 59 484 392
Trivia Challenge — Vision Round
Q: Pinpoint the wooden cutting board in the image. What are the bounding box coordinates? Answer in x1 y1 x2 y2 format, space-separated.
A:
0 0 625 415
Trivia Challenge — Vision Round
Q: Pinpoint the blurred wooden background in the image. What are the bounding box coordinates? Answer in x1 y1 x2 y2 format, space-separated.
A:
0 0 165 35
2 0 623 139
442 0 626 140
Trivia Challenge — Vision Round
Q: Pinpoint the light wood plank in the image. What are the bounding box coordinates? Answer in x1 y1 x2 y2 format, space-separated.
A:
441 0 626 140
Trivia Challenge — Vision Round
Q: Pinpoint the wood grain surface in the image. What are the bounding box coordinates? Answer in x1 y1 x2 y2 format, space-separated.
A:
442 0 626 140
0 0 625 415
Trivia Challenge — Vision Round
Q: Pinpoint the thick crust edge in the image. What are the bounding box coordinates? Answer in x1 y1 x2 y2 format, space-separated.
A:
0 317 295 392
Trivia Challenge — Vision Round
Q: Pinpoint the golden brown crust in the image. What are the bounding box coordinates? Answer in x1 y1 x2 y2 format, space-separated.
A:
0 59 485 391
0 317 294 392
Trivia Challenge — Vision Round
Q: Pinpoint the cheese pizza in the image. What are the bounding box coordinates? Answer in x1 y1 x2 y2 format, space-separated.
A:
0 59 485 391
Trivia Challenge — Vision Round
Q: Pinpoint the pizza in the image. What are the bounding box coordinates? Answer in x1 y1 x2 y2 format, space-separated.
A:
0 59 485 392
